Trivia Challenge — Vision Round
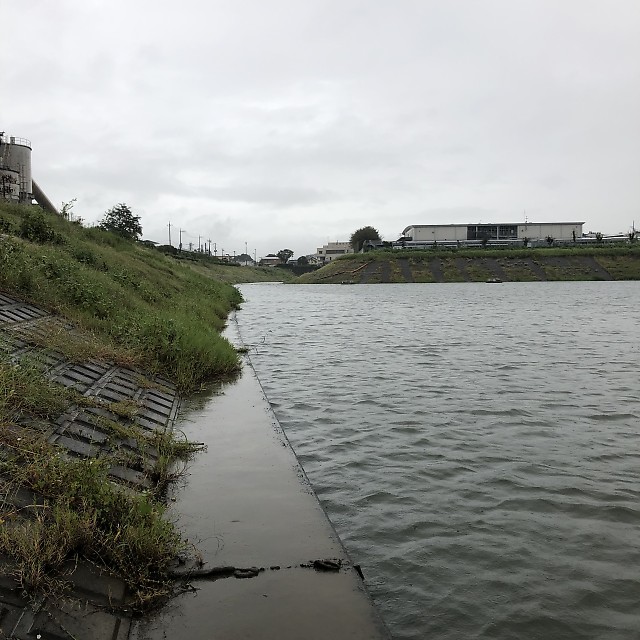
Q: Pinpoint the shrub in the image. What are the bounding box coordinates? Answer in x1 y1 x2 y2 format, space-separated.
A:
19 210 58 243
0 215 12 233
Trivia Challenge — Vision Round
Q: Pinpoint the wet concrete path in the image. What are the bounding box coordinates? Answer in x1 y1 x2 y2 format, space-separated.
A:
133 319 390 640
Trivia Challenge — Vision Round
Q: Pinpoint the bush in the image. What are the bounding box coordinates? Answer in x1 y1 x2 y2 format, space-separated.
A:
0 215 12 233
19 210 58 243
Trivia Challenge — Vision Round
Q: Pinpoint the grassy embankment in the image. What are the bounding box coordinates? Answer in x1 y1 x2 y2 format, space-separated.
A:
0 202 285 608
185 255 298 284
297 245 640 284
0 366 189 607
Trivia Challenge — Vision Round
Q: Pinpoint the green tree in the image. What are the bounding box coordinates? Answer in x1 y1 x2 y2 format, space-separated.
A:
99 203 142 240
234 253 253 264
297 255 309 265
350 226 381 252
277 248 294 263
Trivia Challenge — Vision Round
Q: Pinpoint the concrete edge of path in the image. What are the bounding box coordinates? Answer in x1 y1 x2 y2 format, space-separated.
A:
131 313 392 640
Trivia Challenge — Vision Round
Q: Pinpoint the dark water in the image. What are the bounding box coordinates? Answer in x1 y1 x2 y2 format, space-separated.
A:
235 281 640 640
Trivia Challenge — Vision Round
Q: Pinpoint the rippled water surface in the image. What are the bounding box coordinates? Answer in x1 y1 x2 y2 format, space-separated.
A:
235 281 640 639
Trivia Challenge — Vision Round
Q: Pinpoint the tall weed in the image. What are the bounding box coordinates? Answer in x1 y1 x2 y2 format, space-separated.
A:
0 202 242 391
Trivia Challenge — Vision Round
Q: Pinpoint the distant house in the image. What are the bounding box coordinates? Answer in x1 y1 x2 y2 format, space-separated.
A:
259 255 282 267
316 241 354 264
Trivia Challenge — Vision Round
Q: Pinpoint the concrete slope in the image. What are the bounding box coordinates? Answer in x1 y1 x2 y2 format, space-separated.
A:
132 318 391 640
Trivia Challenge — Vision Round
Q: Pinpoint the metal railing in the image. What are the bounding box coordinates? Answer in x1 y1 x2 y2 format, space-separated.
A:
0 134 31 148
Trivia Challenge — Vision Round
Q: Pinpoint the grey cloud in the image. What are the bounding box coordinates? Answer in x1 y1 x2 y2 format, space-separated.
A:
3 0 639 257
195 184 336 207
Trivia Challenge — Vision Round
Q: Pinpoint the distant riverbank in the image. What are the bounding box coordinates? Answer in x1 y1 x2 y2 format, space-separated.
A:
297 246 640 284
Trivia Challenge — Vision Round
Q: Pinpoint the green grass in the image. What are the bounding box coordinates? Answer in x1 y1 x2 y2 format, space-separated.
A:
458 259 494 281
0 201 259 608
188 260 298 284
0 202 244 393
356 245 640 261
0 353 197 609
0 431 183 608
595 254 640 280
406 256 436 283
299 245 640 283
0 351 77 419
296 257 374 283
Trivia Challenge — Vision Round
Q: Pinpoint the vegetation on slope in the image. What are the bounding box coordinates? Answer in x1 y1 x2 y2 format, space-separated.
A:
187 258 298 284
297 246 640 284
0 353 195 608
0 202 246 393
0 201 274 608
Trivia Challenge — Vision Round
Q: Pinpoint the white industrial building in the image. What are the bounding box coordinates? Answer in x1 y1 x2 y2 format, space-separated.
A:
316 241 354 264
402 222 584 244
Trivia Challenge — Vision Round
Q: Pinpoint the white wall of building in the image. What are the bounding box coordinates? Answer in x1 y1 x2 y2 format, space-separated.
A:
317 241 354 263
403 223 584 243
406 226 468 242
516 223 582 241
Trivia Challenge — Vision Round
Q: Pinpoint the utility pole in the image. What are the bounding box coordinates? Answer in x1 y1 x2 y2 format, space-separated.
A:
179 228 184 251
254 249 257 263
207 239 212 256
168 222 172 246
198 235 201 253
189 242 193 252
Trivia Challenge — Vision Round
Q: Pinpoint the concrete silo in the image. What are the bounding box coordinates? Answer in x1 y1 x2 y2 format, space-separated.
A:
0 132 33 204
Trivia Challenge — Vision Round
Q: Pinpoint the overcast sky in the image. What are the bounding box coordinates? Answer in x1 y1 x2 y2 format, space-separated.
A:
3 1 639 257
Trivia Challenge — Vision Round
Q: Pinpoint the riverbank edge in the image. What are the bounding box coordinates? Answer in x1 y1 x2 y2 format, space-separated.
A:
226 312 391 638
297 249 640 284
132 314 391 639
233 315 392 638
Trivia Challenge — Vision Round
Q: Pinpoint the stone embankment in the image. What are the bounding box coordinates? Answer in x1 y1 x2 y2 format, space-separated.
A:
0 293 180 639
299 251 640 284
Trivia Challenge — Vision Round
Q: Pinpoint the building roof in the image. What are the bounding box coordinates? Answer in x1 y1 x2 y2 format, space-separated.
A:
403 222 585 234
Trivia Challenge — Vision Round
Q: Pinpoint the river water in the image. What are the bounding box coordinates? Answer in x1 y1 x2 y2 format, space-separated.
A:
234 281 640 640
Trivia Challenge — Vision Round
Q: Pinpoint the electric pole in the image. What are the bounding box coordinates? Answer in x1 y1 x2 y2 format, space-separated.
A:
179 228 184 251
168 222 172 246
